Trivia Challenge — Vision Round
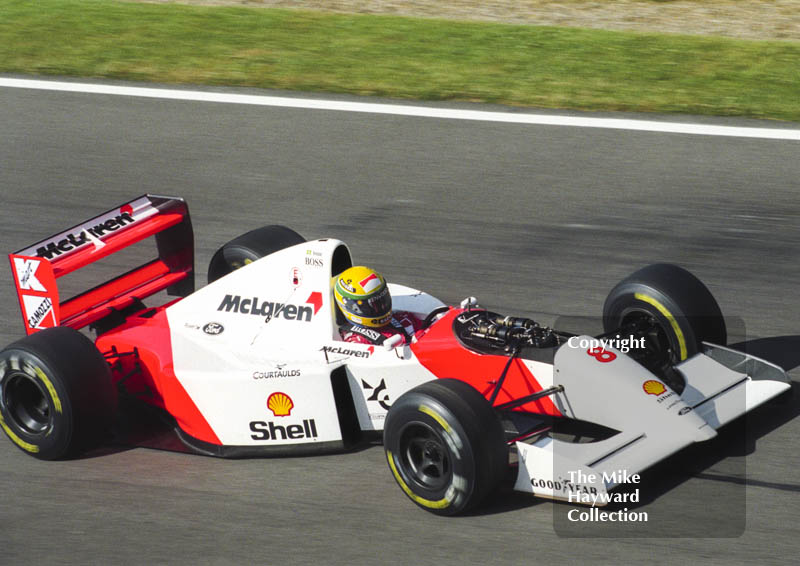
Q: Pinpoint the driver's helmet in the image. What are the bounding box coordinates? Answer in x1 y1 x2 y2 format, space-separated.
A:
333 266 392 328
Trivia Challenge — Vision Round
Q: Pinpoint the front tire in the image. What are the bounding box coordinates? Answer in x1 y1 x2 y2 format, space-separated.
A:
603 264 726 391
0 327 116 460
383 379 507 515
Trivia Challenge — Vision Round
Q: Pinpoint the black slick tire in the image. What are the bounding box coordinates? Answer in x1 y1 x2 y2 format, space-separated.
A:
603 263 726 362
0 327 116 460
383 379 507 516
207 225 305 283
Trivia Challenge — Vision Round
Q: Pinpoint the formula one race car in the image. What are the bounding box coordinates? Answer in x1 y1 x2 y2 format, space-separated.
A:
1 195 791 515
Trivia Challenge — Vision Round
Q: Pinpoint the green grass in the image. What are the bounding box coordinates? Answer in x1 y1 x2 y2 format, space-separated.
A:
1 0 799 121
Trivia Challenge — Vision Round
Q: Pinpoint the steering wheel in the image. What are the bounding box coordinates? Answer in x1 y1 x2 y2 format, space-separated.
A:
421 306 451 330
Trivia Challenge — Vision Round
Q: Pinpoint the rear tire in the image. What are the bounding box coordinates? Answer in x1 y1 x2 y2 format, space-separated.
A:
207 225 305 283
383 379 507 515
0 327 116 460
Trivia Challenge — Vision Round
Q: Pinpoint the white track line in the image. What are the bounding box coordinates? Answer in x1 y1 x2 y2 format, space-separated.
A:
2 77 799 141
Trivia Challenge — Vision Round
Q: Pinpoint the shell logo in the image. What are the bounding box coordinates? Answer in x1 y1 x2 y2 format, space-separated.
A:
643 380 667 396
267 392 294 417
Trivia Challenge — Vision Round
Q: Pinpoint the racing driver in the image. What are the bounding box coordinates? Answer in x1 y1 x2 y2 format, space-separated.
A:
333 266 422 345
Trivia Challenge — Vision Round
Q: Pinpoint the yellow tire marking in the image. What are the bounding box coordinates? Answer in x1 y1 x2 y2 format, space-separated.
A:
0 413 39 453
419 405 450 433
386 450 450 510
634 292 688 360
33 366 62 414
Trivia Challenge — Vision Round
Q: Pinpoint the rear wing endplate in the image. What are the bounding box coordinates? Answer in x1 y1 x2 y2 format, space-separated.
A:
9 194 194 334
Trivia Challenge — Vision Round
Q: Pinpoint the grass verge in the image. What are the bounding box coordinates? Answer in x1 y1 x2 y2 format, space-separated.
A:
1 0 799 121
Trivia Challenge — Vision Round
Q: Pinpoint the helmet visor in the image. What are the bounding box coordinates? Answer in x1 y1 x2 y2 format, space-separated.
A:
341 286 391 319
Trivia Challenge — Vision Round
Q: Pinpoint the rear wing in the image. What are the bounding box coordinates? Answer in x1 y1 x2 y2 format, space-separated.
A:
9 194 194 335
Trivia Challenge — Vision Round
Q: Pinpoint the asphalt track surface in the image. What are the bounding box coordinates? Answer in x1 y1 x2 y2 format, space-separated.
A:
1 79 799 565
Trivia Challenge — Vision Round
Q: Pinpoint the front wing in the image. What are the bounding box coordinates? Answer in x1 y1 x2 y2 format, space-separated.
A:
511 340 790 504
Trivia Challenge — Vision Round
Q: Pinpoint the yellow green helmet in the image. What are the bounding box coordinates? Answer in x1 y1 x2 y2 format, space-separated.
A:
333 266 392 327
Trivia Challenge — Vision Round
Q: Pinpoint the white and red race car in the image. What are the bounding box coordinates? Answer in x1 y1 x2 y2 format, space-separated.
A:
1 195 791 515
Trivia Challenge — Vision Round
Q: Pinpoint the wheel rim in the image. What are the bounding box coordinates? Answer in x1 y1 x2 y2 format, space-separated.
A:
398 422 451 492
620 309 689 393
2 372 52 435
223 249 257 272
622 310 675 365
